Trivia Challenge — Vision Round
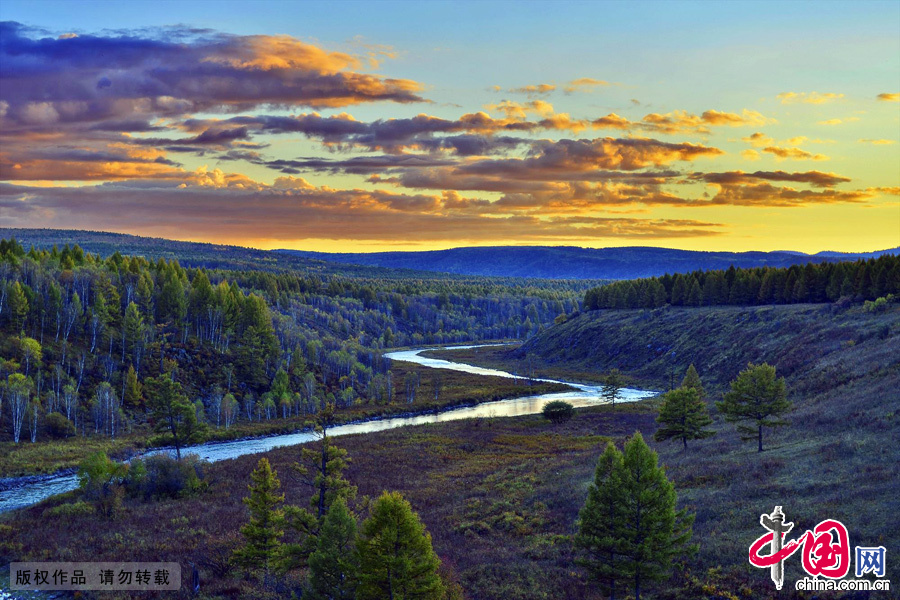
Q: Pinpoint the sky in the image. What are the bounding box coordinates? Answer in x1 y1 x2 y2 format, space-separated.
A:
0 0 898 253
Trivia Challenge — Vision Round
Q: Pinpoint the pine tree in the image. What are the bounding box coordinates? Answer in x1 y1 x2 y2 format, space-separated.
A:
356 491 444 600
680 364 705 400
686 278 702 306
308 497 359 600
601 369 625 409
717 363 791 452
233 457 285 575
618 433 696 599
8 281 28 332
654 387 715 449
145 373 206 460
123 302 144 365
123 365 143 408
575 442 628 599
280 416 357 572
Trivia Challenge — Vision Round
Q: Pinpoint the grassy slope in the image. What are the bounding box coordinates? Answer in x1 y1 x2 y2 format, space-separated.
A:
433 303 900 590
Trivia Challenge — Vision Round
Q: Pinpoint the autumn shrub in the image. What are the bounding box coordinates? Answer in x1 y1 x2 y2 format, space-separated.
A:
542 400 574 424
43 500 95 519
128 453 208 500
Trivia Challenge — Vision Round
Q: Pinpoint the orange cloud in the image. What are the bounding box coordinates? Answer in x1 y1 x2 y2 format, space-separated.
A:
592 109 772 135
564 78 612 92
762 146 828 161
858 138 896 145
742 132 774 147
876 93 899 102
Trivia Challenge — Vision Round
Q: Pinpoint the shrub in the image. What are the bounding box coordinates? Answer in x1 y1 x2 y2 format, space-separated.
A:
43 501 95 519
77 451 128 517
542 400 574 424
45 412 76 438
864 294 894 313
127 453 207 500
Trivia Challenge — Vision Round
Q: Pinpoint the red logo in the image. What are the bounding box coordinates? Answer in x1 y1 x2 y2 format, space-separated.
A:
749 506 850 589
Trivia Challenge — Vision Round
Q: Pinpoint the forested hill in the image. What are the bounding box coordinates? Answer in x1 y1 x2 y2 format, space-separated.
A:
0 228 409 277
278 245 898 280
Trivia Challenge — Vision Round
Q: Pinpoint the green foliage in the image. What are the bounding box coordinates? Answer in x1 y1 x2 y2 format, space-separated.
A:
680 364 705 400
77 451 128 517
601 369 625 408
44 412 76 439
43 500 95 519
864 294 894 313
541 400 574 424
356 491 445 600
716 363 791 452
127 453 207 500
280 431 357 571
145 374 207 460
577 433 696 600
233 457 285 575
307 497 359 600
574 441 627 599
584 255 900 310
654 387 715 449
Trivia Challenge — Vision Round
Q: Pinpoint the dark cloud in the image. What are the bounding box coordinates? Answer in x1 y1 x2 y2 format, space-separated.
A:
0 20 425 131
694 170 851 188
0 180 726 244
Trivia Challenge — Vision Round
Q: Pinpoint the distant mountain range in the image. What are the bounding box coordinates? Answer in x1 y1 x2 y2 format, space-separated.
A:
278 245 899 280
2 229 895 281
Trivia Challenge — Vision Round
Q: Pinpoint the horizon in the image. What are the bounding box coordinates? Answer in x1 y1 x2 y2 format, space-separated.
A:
1 0 898 253
2 227 896 257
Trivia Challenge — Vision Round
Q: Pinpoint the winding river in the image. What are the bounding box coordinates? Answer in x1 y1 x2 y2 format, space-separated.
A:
0 346 655 513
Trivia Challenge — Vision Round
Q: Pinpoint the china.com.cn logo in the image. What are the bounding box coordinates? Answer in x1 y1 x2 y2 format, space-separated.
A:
748 506 889 592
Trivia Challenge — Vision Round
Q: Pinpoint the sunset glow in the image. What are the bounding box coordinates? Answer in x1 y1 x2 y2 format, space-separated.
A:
1 0 898 252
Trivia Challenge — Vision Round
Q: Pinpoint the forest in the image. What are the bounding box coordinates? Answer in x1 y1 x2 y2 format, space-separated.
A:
582 254 900 310
0 237 580 461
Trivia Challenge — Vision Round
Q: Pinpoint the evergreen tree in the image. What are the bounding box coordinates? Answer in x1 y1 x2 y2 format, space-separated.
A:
123 302 144 365
145 373 206 459
308 497 359 600
601 369 625 409
686 278 702 307
8 281 28 331
619 433 696 599
280 412 357 572
233 457 285 575
575 442 627 599
123 365 143 408
654 387 715 449
356 491 444 600
680 364 705 400
717 363 791 452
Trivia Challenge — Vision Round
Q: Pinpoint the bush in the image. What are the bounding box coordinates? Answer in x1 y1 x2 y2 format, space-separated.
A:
864 294 894 313
43 501 95 519
45 412 76 438
542 400 574 424
77 451 128 517
127 453 207 500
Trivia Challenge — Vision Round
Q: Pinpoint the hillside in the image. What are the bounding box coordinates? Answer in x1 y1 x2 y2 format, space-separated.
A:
427 302 900 588
514 303 899 391
278 245 899 280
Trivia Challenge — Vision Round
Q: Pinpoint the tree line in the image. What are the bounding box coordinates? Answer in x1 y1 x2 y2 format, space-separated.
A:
583 255 900 310
0 237 582 446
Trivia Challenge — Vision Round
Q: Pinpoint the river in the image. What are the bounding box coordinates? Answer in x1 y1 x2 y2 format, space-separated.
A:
0 345 655 513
